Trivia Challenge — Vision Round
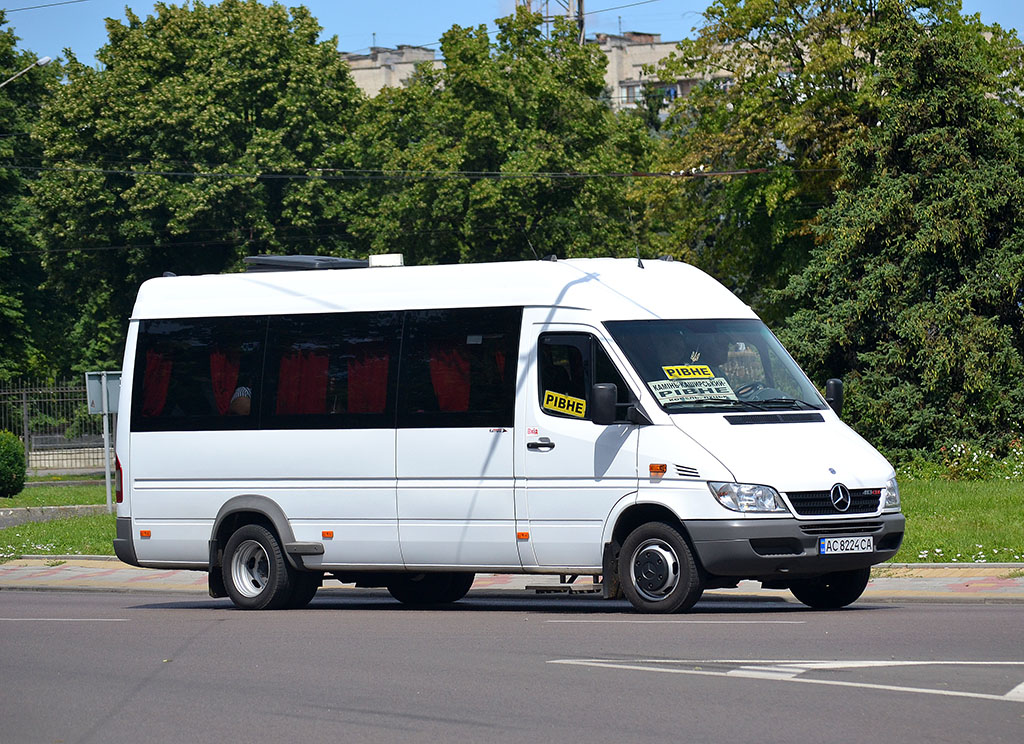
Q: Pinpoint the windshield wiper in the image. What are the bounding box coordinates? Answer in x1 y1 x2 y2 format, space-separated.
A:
755 398 821 410
666 398 768 411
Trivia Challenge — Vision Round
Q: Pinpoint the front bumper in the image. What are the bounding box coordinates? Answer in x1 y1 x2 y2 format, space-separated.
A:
688 513 905 580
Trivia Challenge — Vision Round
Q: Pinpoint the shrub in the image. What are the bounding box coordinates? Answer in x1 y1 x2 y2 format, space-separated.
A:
0 430 27 498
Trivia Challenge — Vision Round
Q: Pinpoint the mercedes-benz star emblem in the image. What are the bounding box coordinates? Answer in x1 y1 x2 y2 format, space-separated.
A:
830 483 852 512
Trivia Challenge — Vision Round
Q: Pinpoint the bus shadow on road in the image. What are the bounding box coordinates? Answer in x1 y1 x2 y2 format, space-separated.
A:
128 589 896 615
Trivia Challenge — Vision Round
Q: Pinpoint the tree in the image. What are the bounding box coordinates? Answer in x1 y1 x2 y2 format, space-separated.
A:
0 13 56 381
647 0 961 322
31 0 364 373
347 7 651 265
777 1 1024 455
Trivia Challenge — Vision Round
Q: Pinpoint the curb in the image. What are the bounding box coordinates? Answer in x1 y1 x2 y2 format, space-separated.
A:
0 505 111 530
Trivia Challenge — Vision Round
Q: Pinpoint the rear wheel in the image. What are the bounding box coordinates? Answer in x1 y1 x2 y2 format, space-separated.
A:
223 524 293 610
387 572 476 605
619 522 703 613
790 567 871 609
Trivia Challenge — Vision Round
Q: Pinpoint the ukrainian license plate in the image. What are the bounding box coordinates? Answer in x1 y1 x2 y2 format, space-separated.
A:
819 536 874 555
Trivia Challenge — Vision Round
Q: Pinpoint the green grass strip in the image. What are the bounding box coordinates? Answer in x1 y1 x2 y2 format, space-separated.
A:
1 480 1021 565
2 485 107 508
0 514 116 561
894 479 1024 563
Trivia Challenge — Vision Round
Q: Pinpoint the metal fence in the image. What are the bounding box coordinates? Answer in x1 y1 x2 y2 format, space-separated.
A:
0 379 114 474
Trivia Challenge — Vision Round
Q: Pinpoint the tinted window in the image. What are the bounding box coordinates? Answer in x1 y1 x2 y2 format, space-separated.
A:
398 307 521 428
538 333 632 421
263 312 401 429
131 316 266 432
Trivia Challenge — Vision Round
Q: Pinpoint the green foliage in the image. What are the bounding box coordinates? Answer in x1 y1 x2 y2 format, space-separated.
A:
779 2 1024 453
648 0 961 322
348 7 652 264
31 0 366 372
0 14 58 381
0 430 26 497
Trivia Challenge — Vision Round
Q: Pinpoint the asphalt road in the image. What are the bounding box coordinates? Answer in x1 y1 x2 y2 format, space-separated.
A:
1 590 1022 744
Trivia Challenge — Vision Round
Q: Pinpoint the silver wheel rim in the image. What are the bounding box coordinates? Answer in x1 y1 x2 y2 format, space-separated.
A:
630 538 680 602
231 539 270 598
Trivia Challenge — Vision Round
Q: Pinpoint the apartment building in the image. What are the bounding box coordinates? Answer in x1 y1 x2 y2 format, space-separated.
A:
341 32 717 111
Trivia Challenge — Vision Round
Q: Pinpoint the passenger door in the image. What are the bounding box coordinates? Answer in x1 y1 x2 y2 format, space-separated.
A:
395 307 523 568
518 327 640 569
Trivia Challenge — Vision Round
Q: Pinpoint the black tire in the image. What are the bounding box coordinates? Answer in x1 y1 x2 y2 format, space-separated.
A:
619 522 703 614
223 524 294 610
286 572 322 609
387 572 476 605
790 567 871 609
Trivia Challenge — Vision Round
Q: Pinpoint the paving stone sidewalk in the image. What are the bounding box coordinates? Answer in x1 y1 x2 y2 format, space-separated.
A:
1 557 1022 603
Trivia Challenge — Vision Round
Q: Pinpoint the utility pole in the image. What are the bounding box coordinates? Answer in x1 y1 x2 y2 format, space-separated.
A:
515 0 585 45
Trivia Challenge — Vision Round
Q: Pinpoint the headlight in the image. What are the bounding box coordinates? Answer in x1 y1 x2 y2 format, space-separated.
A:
883 476 900 510
708 482 788 513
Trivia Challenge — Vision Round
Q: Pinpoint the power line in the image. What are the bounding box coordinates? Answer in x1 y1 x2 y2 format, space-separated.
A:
2 0 93 13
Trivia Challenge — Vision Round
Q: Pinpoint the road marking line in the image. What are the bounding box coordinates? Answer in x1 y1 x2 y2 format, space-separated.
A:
545 620 805 624
548 659 1024 704
0 617 129 622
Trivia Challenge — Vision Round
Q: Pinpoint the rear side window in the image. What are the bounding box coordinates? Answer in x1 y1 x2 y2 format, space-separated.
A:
397 307 521 428
131 316 266 432
262 312 401 429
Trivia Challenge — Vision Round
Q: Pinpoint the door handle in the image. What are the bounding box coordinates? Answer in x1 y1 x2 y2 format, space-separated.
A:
527 437 555 451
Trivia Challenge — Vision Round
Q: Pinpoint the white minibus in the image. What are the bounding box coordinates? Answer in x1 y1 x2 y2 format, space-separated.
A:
113 256 904 612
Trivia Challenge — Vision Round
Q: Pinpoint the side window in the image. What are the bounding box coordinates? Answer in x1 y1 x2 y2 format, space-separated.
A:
131 316 266 432
397 307 521 428
263 312 401 429
538 333 631 421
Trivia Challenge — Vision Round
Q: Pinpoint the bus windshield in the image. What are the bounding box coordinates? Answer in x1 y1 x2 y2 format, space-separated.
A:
604 319 827 413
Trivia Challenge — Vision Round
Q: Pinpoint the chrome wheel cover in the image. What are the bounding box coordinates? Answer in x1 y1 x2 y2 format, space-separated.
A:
231 539 270 598
629 538 680 602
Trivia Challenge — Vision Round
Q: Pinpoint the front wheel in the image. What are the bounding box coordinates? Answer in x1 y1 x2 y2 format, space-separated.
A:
387 572 476 605
223 524 294 610
790 567 871 609
619 522 703 613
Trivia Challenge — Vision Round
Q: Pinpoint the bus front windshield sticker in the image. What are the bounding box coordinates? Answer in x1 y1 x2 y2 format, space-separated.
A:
647 377 737 404
662 364 714 379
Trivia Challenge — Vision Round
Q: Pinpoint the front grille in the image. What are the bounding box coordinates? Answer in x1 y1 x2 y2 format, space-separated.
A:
786 489 881 516
799 521 884 536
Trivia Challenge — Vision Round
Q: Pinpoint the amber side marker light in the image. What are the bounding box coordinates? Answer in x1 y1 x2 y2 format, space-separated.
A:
322 530 334 539
649 463 668 476
516 531 530 540
139 530 151 538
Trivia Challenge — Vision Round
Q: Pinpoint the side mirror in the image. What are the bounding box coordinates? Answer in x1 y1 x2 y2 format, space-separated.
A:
825 378 844 418
591 383 617 425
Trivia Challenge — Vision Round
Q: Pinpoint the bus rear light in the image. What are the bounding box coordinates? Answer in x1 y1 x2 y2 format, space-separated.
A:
115 456 123 503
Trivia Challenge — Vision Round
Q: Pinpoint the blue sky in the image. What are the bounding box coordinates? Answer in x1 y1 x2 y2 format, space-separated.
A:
2 0 1022 65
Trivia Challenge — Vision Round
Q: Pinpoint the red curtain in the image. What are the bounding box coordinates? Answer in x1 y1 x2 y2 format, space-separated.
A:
209 350 240 415
348 344 389 414
276 351 329 415
142 350 172 417
429 342 470 412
